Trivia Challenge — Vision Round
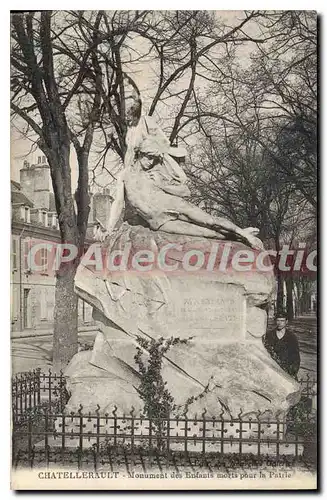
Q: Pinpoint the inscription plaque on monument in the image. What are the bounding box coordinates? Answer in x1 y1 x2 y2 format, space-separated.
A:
166 280 246 341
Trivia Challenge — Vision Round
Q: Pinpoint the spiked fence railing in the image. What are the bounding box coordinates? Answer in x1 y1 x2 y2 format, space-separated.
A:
11 370 317 471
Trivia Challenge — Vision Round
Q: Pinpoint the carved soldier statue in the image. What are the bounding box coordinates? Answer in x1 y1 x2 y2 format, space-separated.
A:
103 91 263 250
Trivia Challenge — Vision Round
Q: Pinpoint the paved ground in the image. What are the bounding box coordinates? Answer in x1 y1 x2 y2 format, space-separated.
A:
11 331 97 374
289 315 317 379
11 315 317 377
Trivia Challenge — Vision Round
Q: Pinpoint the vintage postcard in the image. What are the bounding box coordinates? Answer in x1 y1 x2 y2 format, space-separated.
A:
10 10 317 490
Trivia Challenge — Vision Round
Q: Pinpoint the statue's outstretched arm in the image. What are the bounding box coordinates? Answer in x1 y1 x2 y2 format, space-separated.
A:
159 182 191 198
106 172 125 234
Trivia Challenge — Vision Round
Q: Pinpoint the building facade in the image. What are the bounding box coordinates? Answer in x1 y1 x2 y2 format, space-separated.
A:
11 155 112 334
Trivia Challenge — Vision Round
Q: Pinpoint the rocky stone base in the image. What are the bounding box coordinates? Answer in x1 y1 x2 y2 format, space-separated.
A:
63 327 301 425
68 225 301 439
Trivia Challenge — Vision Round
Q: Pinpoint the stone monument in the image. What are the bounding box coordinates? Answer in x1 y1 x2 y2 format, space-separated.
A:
65 93 301 430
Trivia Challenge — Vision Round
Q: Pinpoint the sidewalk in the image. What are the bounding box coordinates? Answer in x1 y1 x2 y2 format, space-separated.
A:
11 326 99 375
288 315 317 379
11 324 98 340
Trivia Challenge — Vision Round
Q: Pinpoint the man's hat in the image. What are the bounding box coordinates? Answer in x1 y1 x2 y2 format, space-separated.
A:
275 311 288 319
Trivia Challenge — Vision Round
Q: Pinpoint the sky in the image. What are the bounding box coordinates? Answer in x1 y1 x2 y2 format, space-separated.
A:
10 10 260 192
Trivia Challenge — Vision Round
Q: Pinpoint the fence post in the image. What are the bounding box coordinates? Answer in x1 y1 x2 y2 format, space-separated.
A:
202 409 207 456
48 369 52 407
78 405 84 469
149 416 153 454
257 411 262 458
27 413 32 468
166 413 170 460
44 406 49 467
24 376 28 412
19 374 23 413
112 406 117 449
276 414 280 461
220 409 225 456
306 373 310 396
37 370 41 406
12 424 16 468
17 374 23 413
130 407 135 456
306 374 311 421
95 405 100 453
12 377 16 424
238 409 243 459
28 373 32 411
32 370 36 408
61 410 66 466
295 414 299 460
13 375 18 416
59 370 65 412
93 405 101 472
184 410 188 456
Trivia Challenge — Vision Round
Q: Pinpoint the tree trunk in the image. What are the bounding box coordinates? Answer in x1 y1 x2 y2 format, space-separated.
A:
275 235 284 315
44 137 82 372
276 270 284 315
303 290 310 314
286 276 294 321
293 281 299 318
298 278 312 315
53 262 79 372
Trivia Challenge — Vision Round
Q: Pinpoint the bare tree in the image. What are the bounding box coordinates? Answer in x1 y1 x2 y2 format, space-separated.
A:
11 11 108 368
86 10 267 178
10 10 280 368
10 11 147 368
186 114 315 320
182 11 316 320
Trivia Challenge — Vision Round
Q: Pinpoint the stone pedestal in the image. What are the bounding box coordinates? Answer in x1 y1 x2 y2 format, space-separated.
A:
65 224 301 430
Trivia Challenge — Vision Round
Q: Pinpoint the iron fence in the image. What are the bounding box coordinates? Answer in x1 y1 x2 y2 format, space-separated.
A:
12 370 317 471
12 369 68 423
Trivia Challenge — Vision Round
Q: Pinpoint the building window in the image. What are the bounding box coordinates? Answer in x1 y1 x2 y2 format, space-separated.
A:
40 289 47 320
24 239 32 271
40 247 48 270
12 238 17 270
47 293 54 321
23 288 31 329
11 287 19 322
20 206 25 221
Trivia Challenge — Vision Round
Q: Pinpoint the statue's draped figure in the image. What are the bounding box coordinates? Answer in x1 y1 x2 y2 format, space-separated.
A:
68 93 300 429
105 112 263 249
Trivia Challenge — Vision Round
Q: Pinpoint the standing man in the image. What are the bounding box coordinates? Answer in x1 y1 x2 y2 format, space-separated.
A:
263 312 301 379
